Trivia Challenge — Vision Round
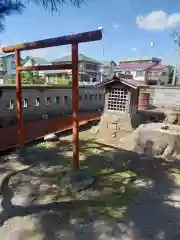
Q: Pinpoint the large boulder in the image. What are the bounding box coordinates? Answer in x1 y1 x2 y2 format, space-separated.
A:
163 112 178 124
119 123 180 158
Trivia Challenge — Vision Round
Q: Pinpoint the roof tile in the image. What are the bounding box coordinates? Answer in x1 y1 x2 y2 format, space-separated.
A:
117 62 157 70
52 54 100 63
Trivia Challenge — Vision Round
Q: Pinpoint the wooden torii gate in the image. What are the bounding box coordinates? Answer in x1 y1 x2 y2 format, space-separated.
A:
1 29 102 170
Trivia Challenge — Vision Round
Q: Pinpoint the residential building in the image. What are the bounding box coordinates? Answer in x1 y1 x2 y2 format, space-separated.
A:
100 61 117 81
51 54 101 84
42 69 72 84
114 57 170 85
0 53 17 84
22 56 69 84
22 56 50 77
0 54 43 84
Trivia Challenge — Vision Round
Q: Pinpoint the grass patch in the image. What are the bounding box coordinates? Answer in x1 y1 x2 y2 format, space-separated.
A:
103 205 128 220
169 168 180 183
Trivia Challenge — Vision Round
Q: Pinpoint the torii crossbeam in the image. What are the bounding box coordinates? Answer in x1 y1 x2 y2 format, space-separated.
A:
1 29 102 170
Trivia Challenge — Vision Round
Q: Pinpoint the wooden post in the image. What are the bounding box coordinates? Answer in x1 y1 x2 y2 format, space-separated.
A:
15 50 23 148
72 43 79 170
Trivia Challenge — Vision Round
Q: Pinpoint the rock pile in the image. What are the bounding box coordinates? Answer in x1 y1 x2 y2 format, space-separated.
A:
119 123 180 158
163 110 180 125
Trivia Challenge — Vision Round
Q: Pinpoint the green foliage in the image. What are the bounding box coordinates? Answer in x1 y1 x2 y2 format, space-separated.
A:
0 1 24 32
0 0 86 31
167 65 177 84
53 77 72 85
8 77 16 84
7 71 43 85
21 71 39 84
168 68 174 84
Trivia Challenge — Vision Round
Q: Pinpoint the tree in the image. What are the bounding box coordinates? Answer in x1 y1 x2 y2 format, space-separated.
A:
21 71 39 84
168 65 175 84
0 1 24 32
0 0 86 31
7 71 42 84
54 76 72 85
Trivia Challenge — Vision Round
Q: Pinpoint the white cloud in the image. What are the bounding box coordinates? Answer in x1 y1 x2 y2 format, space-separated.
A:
136 10 180 30
132 47 137 51
112 23 120 29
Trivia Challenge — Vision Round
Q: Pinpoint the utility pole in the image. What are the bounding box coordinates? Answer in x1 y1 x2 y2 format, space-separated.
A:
171 30 180 85
100 47 104 82
99 26 104 82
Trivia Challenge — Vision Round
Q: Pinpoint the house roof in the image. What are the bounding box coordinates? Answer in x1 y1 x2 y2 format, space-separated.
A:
117 62 158 70
23 56 49 65
96 75 147 89
0 53 15 58
119 57 161 63
101 61 117 66
148 63 167 71
52 54 100 64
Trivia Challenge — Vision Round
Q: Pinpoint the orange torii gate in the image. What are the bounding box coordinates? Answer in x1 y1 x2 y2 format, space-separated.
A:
1 29 102 170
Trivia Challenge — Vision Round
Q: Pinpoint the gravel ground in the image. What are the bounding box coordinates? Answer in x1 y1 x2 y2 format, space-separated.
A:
0 129 180 239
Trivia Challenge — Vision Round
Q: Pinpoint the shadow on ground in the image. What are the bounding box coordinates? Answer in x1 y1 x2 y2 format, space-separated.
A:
0 136 180 239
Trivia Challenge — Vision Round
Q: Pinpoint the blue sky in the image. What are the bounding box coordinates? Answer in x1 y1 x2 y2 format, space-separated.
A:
1 0 180 64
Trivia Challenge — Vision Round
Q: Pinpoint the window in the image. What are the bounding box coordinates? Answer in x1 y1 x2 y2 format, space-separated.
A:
53 96 60 104
102 66 109 70
99 94 102 100
162 72 167 76
85 63 97 71
79 95 82 101
136 70 144 77
64 96 68 104
107 87 128 112
148 72 152 77
34 97 40 106
22 98 28 107
6 100 14 109
90 94 93 100
148 71 160 77
84 94 88 100
94 94 97 100
45 97 51 105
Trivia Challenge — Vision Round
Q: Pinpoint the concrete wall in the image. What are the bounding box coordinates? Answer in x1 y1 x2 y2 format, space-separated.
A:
140 86 180 108
0 85 104 126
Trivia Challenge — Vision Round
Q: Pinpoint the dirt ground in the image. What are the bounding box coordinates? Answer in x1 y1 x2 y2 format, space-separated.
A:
0 128 180 239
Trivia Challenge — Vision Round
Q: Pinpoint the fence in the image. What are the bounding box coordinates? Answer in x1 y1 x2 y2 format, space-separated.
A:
0 85 104 126
140 85 180 108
